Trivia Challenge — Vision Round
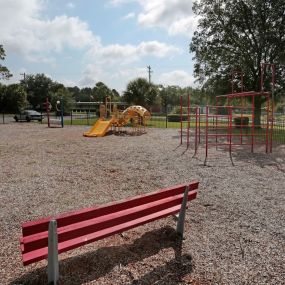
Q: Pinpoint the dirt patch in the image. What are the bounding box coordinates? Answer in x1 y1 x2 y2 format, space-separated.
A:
0 123 284 284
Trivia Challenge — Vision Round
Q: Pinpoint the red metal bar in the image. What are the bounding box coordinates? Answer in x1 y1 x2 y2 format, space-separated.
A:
229 106 233 161
204 106 209 165
270 64 275 153
251 95 255 152
266 95 269 153
198 108 201 144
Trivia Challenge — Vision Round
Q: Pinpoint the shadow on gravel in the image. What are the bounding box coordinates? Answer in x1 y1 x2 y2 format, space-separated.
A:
11 226 193 285
232 147 285 172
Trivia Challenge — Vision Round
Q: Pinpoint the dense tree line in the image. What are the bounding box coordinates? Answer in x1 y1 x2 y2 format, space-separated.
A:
190 0 285 123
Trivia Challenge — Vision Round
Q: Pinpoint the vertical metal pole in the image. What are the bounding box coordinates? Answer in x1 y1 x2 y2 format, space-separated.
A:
2 112 4 124
194 106 198 156
180 95 183 145
71 110 73 126
48 220 59 285
47 97 50 128
176 185 189 238
251 95 255 153
198 107 201 144
266 95 269 153
270 64 275 153
204 106 208 166
165 103 168 129
187 93 190 149
229 106 234 166
60 99 64 128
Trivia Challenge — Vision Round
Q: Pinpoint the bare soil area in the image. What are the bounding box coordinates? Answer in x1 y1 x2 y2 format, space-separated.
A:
0 123 284 285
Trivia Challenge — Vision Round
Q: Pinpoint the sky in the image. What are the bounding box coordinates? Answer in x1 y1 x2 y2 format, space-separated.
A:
0 0 200 93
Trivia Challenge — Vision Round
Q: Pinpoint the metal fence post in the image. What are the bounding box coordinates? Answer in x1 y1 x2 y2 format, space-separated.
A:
165 108 168 128
48 220 59 285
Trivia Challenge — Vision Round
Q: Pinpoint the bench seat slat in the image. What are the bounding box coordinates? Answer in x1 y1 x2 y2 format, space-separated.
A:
21 190 197 254
22 203 185 265
22 182 199 237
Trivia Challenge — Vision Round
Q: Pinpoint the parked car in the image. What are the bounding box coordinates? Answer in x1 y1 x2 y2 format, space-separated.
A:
14 110 44 122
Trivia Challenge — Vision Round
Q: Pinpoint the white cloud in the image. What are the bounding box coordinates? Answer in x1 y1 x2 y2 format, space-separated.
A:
88 41 181 65
0 0 98 61
78 65 148 92
137 0 198 37
67 2 75 9
109 0 199 37
81 40 181 90
79 64 106 87
159 70 195 87
109 0 137 6
122 12 136 20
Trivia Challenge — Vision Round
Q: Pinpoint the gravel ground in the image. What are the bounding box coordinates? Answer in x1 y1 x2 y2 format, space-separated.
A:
0 123 284 285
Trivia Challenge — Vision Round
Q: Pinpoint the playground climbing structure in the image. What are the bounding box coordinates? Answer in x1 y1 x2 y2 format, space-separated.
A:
180 91 274 166
83 98 151 137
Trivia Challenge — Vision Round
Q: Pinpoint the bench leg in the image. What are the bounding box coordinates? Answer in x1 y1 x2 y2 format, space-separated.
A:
48 220 59 285
176 185 189 238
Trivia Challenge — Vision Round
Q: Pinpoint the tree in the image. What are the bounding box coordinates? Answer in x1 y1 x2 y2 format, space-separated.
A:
51 87 75 114
93 82 114 102
123 78 158 108
190 0 285 124
21 74 54 109
68 86 81 101
0 45 12 80
112 89 121 102
0 84 27 113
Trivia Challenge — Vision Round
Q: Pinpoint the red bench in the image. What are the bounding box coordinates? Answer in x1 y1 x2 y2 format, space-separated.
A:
20 181 198 284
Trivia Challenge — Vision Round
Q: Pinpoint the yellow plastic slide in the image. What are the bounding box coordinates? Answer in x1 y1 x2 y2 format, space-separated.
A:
83 118 114 137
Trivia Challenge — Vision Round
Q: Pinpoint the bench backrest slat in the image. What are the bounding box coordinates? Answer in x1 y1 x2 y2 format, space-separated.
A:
22 181 198 237
21 190 197 255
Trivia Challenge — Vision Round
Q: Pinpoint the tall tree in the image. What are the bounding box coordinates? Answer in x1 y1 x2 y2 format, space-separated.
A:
123 78 158 108
93 82 114 102
51 87 75 113
0 84 27 113
21 74 54 108
0 45 12 80
190 0 285 124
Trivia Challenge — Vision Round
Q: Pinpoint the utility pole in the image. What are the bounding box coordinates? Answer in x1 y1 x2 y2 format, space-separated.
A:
20 72 26 82
147 65 153 84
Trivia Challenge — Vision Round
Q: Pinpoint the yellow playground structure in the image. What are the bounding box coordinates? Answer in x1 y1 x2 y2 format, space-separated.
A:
83 98 151 137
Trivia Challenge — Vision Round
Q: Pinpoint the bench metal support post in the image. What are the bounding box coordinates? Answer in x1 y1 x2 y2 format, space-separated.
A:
176 185 189 238
48 220 59 285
